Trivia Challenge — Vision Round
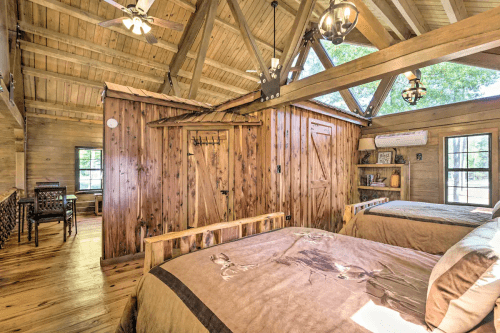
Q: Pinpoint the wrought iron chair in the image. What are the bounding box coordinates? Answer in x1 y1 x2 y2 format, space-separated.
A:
29 187 73 247
35 182 60 187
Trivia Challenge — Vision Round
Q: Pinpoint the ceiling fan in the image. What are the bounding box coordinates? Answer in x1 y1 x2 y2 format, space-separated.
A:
98 0 184 44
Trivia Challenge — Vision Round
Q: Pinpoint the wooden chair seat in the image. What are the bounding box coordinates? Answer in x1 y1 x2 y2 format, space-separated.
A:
33 210 73 224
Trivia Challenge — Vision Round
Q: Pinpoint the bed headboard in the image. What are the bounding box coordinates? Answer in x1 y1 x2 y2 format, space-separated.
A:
343 198 389 225
143 212 285 274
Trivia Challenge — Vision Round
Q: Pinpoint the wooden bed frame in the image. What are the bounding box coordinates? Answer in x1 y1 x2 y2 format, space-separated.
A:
144 212 285 274
343 198 389 225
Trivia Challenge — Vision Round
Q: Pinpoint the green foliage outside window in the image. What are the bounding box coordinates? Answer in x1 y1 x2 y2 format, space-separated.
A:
297 41 500 116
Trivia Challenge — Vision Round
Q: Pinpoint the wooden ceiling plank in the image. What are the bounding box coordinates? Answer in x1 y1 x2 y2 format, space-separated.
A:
26 0 259 86
366 75 398 117
390 0 429 35
25 100 102 115
363 0 411 40
19 41 163 84
189 0 218 99
238 5 500 113
440 0 468 23
279 0 316 85
226 0 272 82
26 111 102 124
311 34 362 114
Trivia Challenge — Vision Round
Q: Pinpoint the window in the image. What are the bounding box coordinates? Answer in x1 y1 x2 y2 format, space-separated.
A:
445 134 492 207
76 147 103 192
378 62 500 116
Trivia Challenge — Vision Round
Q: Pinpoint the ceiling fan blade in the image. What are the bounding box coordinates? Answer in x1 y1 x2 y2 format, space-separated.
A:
136 0 156 13
99 17 127 28
148 17 184 31
102 0 128 12
142 29 158 44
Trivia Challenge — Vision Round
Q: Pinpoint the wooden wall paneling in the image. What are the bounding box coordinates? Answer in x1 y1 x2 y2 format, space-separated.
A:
291 106 301 227
300 107 308 228
284 107 291 227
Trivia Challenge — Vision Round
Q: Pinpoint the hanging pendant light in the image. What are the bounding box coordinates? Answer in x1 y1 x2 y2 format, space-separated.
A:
319 0 359 45
402 78 427 105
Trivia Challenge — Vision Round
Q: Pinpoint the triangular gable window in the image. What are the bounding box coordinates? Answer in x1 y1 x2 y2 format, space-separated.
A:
299 48 349 111
378 62 500 116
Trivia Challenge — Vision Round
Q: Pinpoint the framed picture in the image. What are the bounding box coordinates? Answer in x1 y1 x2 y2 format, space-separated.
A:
377 151 393 164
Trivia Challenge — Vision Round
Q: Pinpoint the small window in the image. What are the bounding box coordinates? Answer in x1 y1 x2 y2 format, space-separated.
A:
76 147 103 192
445 134 492 207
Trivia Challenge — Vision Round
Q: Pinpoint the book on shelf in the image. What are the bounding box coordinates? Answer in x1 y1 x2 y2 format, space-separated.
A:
370 182 386 187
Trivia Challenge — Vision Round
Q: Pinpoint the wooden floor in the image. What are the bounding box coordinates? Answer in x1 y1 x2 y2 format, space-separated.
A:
0 216 143 332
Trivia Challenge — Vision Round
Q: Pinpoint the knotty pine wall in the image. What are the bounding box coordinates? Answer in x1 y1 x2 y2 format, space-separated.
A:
103 97 362 260
0 118 18 193
362 95 500 205
26 117 103 213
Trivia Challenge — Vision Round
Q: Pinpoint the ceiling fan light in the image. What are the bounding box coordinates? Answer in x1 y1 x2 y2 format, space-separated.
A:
132 17 143 34
142 22 152 34
123 18 133 29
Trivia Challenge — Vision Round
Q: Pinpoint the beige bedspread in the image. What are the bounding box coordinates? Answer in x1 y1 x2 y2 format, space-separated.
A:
340 201 493 255
117 227 494 333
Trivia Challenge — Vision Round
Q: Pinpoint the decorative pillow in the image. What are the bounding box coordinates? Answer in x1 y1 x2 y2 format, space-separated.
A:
492 201 500 219
426 220 500 333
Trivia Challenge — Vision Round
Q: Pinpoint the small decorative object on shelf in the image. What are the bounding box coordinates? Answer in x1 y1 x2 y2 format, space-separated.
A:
393 148 406 164
366 174 374 186
358 138 376 164
377 151 393 164
390 170 401 188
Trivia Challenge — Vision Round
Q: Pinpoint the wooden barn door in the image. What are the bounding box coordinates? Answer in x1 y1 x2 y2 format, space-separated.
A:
186 128 234 229
309 119 335 231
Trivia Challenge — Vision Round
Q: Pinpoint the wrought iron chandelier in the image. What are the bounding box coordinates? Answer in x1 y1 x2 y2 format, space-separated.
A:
318 0 359 45
402 78 427 105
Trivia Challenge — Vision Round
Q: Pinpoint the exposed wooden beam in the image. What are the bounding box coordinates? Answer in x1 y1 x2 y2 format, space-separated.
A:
290 42 311 82
26 0 259 84
25 100 103 117
215 91 261 112
178 69 249 95
279 0 317 85
20 41 164 84
311 34 362 114
440 0 468 24
237 5 500 113
0 77 23 128
390 0 429 35
363 0 410 40
25 111 102 124
189 0 218 99
226 0 272 82
22 67 230 101
365 75 398 117
170 0 285 54
162 0 211 95
350 0 395 49
452 52 500 71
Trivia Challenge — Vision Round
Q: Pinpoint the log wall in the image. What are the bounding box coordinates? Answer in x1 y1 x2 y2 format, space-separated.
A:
103 97 362 260
0 118 17 193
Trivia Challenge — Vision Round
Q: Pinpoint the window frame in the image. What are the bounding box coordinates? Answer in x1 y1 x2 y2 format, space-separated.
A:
444 133 492 207
75 146 103 193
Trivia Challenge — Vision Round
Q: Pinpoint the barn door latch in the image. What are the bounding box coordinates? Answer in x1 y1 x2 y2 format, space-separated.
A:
277 165 281 173
220 190 229 195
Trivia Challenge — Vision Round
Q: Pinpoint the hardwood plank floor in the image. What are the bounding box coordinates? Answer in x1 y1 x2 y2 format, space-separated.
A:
0 216 143 332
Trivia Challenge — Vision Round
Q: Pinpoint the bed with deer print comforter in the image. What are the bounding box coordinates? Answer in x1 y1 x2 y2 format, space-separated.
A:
117 227 494 333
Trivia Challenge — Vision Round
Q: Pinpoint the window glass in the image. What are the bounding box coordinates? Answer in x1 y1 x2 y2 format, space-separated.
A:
445 134 491 206
76 148 103 192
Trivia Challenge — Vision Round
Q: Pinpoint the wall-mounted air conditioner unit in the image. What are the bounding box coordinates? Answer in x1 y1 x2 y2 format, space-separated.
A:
375 130 428 148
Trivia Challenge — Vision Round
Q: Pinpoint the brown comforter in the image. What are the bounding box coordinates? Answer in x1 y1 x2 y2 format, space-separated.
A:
340 201 493 255
117 227 494 333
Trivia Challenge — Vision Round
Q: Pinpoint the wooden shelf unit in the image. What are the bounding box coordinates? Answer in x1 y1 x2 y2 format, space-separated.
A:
354 163 410 201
